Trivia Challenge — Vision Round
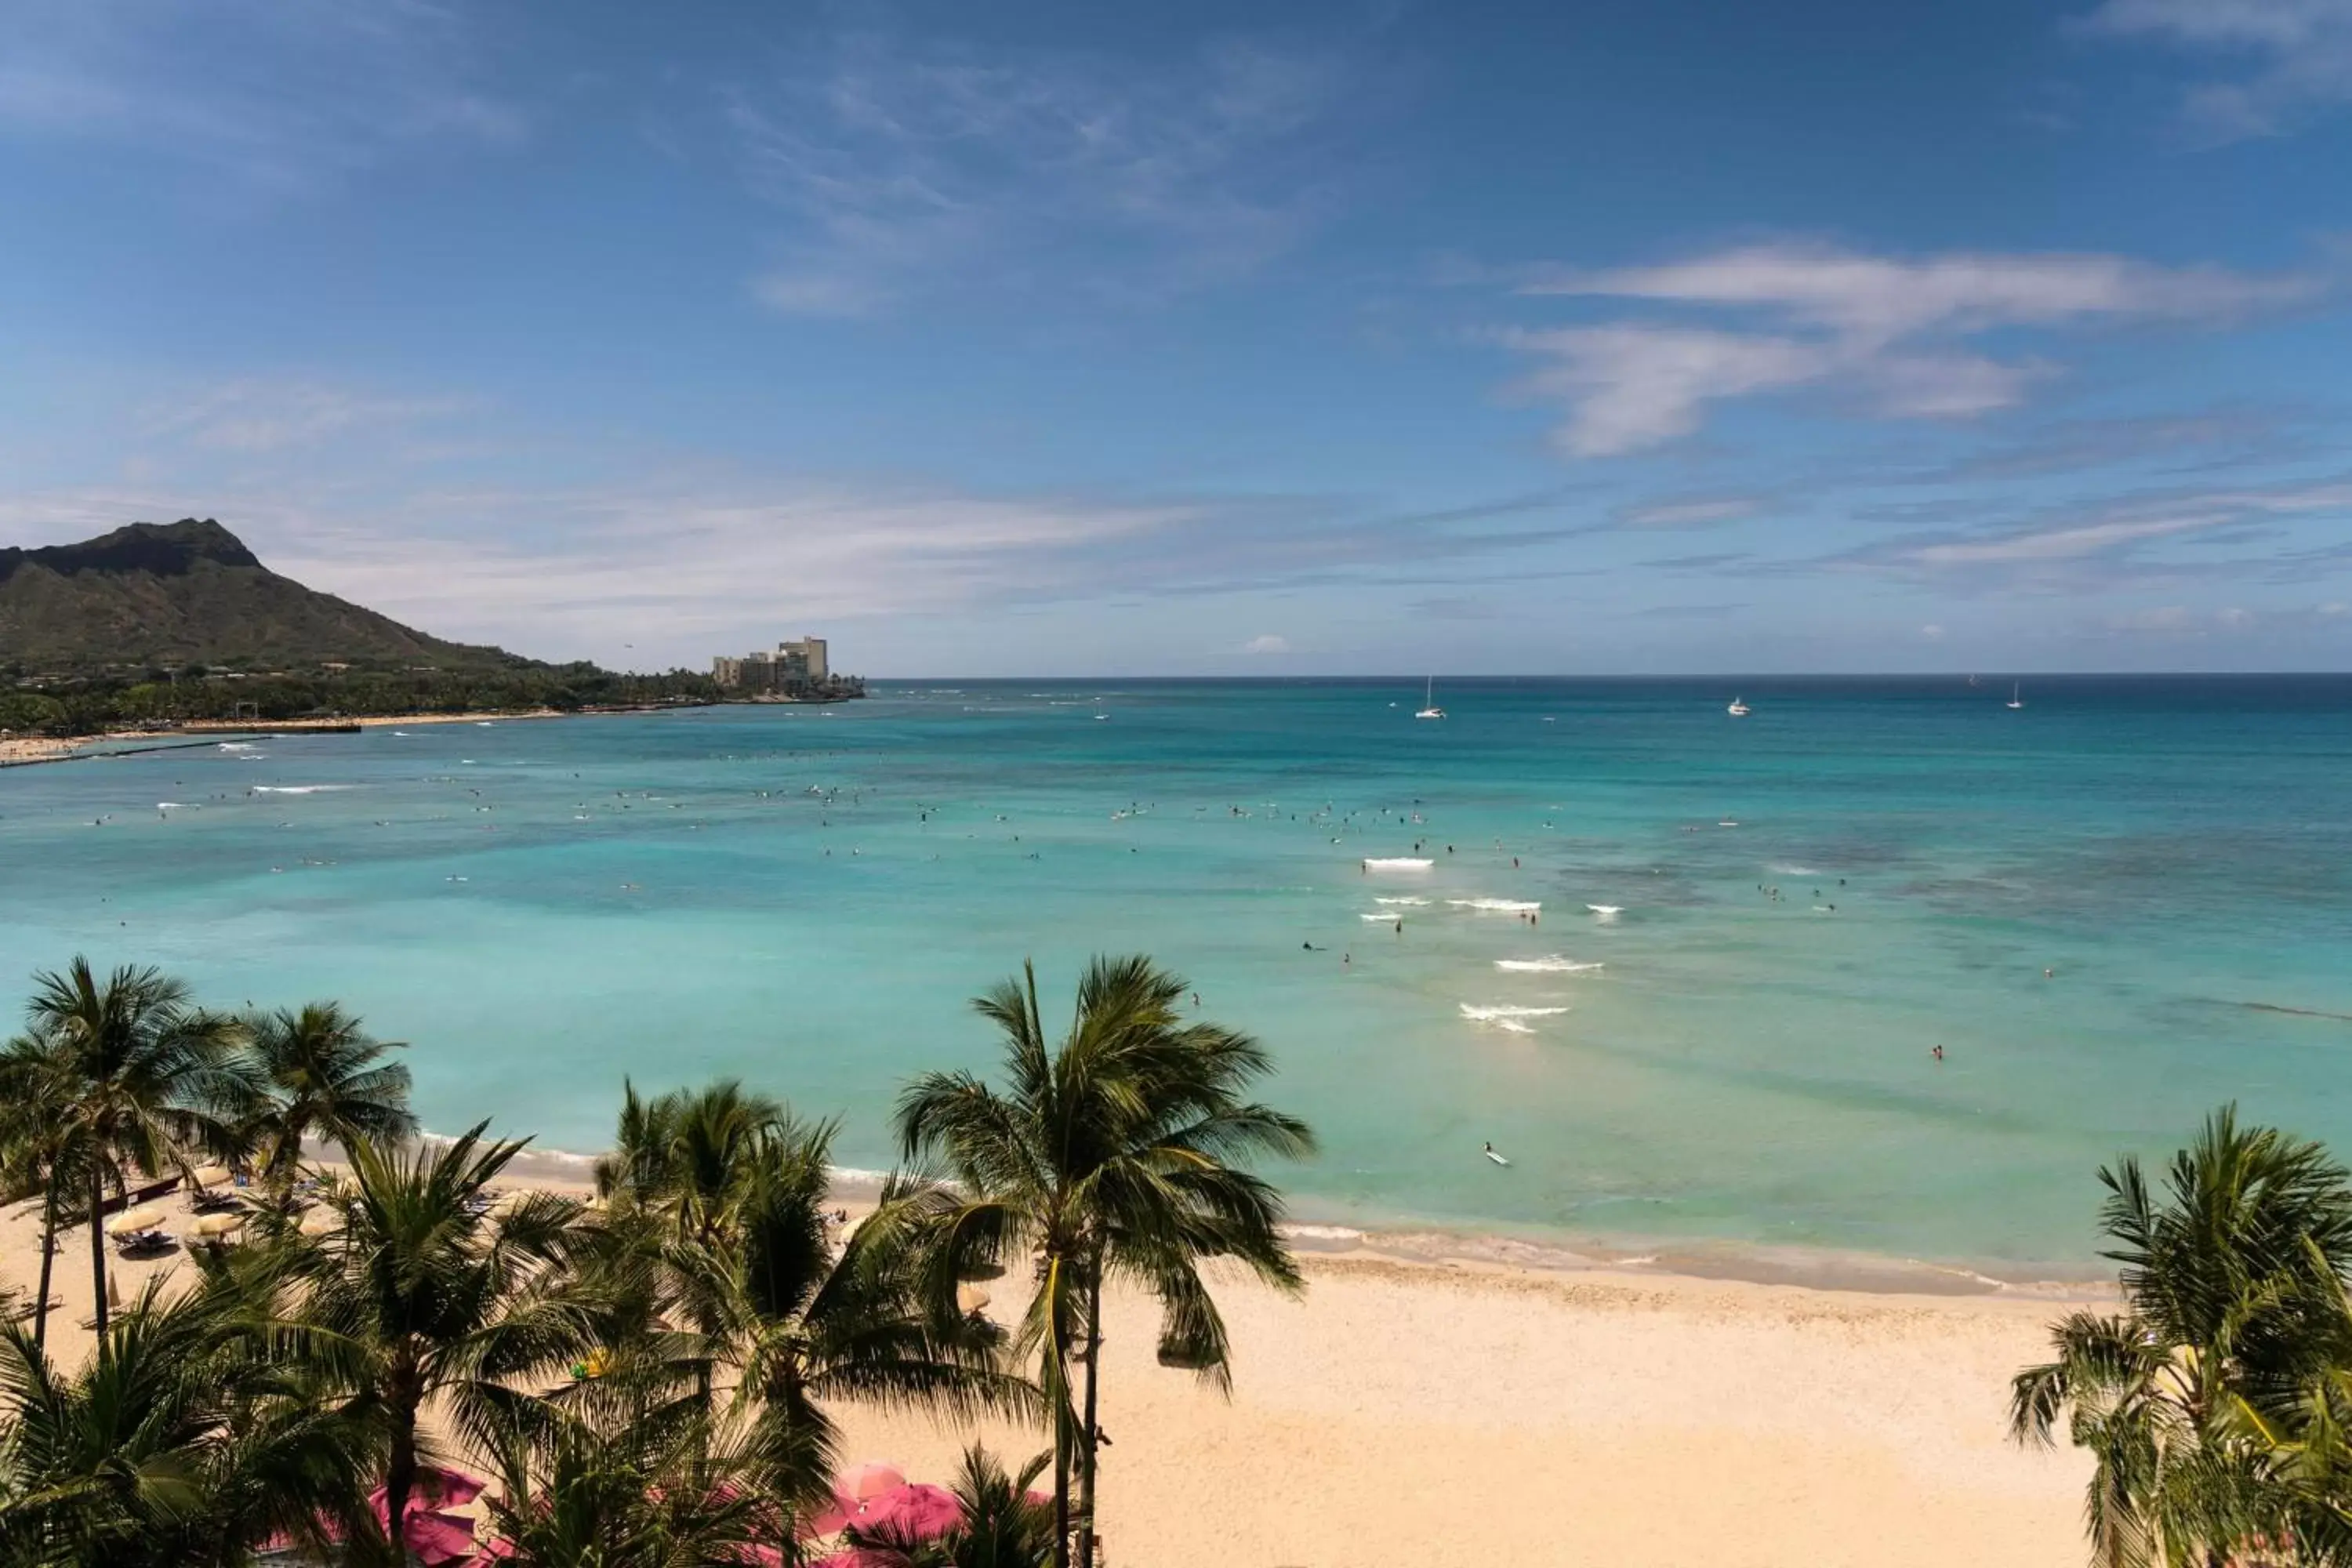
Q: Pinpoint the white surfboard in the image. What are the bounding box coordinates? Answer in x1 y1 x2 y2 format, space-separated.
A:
1483 1149 1511 1167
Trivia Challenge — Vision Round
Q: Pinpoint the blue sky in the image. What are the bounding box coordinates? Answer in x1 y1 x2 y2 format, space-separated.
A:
4 0 2352 674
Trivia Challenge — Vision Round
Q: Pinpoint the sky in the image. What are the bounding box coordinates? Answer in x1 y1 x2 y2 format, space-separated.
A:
4 0 2352 675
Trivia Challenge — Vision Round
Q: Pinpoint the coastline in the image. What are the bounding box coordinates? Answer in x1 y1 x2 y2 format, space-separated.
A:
487 1143 2115 1302
0 706 583 766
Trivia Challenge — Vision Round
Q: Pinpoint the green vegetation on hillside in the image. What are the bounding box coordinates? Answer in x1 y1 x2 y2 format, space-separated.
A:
0 517 725 737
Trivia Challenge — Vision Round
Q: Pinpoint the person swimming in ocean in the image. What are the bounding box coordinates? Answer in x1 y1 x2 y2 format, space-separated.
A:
1932 1044 1944 1062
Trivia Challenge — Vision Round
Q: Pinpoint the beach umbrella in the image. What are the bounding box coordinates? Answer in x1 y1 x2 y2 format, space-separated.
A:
299 1205 343 1236
191 1163 232 1189
839 1463 906 1504
490 1189 532 1218
855 1483 960 1543
956 1282 991 1315
190 1211 244 1238
105 1205 165 1236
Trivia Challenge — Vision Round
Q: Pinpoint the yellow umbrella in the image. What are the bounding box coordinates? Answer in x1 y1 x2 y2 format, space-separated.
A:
191 1164 232 1189
956 1283 991 1316
105 1205 165 1236
191 1211 244 1238
299 1206 343 1236
491 1190 532 1218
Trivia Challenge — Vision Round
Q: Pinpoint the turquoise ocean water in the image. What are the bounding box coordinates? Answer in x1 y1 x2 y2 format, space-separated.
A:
5 677 2350 1283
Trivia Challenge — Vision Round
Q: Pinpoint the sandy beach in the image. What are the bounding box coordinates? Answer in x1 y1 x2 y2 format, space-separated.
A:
0 1177 2100 1568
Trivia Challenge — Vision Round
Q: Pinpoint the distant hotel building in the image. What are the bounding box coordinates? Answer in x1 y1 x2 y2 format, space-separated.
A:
712 637 864 701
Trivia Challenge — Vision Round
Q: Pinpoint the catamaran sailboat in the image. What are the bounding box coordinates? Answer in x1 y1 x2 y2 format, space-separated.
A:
1726 696 1751 717
1416 677 1446 720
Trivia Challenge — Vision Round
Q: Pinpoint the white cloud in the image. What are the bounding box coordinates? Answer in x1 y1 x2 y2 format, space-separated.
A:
1920 623 1947 639
1501 242 2321 457
2081 0 2352 137
731 34 1351 315
1241 633 1291 655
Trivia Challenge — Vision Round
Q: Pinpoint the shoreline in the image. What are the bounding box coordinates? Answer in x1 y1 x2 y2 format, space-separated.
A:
0 706 599 766
487 1142 2114 1301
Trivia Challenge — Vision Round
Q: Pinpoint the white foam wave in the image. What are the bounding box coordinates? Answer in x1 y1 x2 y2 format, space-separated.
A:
1360 913 1402 922
1447 898 1541 913
1495 956 1603 973
1460 1004 1570 1022
1363 857 1433 871
252 785 351 795
1374 895 1430 906
1494 1018 1536 1034
1282 1223 1367 1243
1771 864 1820 877
1586 904 1622 916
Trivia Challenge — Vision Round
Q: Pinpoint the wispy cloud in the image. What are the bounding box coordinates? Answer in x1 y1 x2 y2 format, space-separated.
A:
728 33 1356 315
0 1 524 191
143 380 477 453
2079 0 2352 137
1613 492 1770 528
1497 241 2321 456
1240 633 1291 655
1820 477 2352 590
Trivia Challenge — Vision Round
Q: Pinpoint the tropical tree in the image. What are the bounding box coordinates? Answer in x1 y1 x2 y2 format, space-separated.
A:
843 1445 1057 1568
0 1037 96 1351
242 1001 417 1179
0 1273 371 1568
707 1123 1032 1521
477 1367 776 1568
895 956 1316 1568
283 1123 593 1555
593 1079 789 1250
2011 1105 2352 1567
19 960 250 1338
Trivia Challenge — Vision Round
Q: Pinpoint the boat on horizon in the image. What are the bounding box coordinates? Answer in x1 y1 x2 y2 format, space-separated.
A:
1416 677 1446 720
2006 682 2025 710
1726 696 1750 717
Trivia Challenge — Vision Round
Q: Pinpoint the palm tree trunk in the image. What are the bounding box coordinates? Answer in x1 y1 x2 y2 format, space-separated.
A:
1076 1243 1106 1568
86 1163 109 1338
387 1403 419 1561
1052 1295 1074 1568
31 1181 59 1349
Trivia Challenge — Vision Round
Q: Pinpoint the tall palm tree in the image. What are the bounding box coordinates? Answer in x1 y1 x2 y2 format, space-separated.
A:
0 1036 96 1350
285 1122 593 1555
0 1272 371 1568
896 956 1316 1568
2011 1105 2352 1567
20 960 250 1338
243 1002 417 1179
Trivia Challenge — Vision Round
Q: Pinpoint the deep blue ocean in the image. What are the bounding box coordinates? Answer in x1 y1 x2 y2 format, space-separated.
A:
5 676 2349 1282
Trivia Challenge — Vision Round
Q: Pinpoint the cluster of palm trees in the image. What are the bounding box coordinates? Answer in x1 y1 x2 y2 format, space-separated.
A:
2013 1106 2352 1566
0 954 1315 1568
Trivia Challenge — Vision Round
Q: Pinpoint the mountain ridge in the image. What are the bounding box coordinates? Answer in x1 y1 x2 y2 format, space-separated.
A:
0 518 530 675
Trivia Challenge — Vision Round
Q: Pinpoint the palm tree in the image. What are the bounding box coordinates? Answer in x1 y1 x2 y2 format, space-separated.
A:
0 1036 96 1350
0 1272 371 1567
2011 1105 2352 1566
243 1001 417 1179
593 1078 787 1250
284 1122 593 1555
896 956 1316 1568
709 1123 1032 1522
477 1367 776 1568
843 1445 1057 1568
20 960 250 1338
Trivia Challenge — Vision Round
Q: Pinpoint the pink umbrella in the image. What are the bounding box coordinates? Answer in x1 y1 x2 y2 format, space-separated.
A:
840 1462 907 1502
401 1511 481 1567
812 1552 905 1568
854 1483 962 1543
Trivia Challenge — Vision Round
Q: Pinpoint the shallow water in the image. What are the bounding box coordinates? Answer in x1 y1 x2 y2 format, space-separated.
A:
5 677 2349 1281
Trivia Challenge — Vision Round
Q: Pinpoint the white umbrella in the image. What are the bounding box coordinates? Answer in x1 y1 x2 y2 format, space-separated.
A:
105 1205 165 1236
299 1206 343 1237
491 1190 532 1218
191 1211 244 1238
191 1164 232 1189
